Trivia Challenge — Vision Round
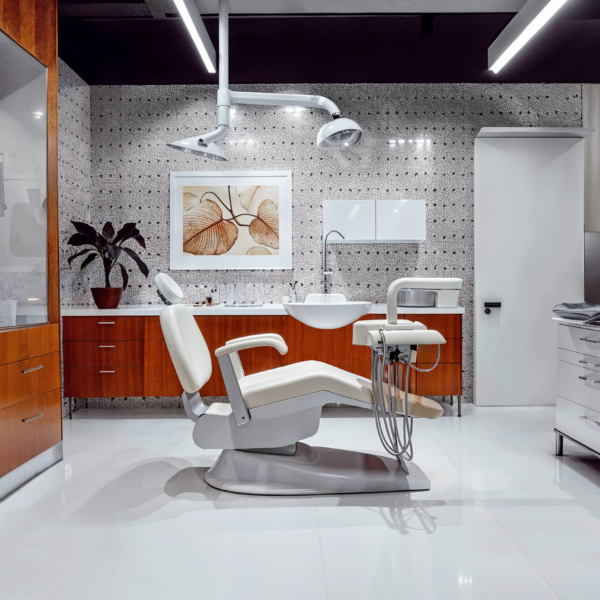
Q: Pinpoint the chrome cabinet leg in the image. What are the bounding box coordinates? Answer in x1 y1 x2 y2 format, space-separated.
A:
69 397 72 420
555 431 564 456
458 395 462 418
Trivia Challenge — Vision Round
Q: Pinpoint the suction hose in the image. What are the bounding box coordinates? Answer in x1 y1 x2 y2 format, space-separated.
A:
370 331 441 466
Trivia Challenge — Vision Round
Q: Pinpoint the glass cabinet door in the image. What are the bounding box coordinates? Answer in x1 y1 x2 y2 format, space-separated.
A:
0 29 48 328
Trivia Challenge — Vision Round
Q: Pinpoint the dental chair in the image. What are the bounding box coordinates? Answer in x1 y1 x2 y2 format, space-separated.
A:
160 284 447 495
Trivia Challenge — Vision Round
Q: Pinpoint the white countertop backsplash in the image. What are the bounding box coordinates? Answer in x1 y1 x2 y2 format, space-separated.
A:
61 304 465 317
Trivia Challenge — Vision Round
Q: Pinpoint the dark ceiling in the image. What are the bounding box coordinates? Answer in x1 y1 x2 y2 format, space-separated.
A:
58 0 600 85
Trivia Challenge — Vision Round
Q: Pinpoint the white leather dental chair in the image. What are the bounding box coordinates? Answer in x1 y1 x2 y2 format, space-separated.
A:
160 304 445 495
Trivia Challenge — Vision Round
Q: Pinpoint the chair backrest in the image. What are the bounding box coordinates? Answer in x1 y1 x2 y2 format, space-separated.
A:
160 304 212 393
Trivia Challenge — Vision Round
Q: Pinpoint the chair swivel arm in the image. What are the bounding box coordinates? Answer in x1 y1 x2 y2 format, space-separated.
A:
216 337 288 357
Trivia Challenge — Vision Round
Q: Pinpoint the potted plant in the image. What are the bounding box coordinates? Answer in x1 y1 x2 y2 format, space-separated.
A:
67 220 149 309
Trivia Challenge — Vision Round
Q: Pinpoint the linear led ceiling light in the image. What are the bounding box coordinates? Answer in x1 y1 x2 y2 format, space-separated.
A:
173 0 216 73
488 0 570 74
168 0 362 161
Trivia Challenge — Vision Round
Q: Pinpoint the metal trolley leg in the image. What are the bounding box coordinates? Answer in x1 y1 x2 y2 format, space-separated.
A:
555 431 564 456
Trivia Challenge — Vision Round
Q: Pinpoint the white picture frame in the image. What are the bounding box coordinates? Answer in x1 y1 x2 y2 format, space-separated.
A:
170 171 292 270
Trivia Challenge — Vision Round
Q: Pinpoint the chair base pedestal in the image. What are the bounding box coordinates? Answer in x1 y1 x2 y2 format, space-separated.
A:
204 443 430 496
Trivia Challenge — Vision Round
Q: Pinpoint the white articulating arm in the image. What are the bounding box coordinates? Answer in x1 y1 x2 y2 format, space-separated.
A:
230 91 341 116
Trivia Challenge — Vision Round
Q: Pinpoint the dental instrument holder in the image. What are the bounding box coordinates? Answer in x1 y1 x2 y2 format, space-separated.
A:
370 329 441 469
388 277 463 318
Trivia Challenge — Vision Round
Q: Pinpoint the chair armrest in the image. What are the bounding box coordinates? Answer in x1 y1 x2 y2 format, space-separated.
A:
225 333 285 346
215 337 288 357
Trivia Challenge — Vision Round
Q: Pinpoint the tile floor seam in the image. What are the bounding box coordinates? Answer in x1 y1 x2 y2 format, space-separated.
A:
313 500 330 600
468 482 565 600
50 468 149 600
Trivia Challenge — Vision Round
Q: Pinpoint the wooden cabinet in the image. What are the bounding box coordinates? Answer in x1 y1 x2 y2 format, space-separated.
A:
63 312 463 413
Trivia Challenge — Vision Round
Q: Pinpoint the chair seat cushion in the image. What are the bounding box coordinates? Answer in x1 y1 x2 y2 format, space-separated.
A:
238 361 443 419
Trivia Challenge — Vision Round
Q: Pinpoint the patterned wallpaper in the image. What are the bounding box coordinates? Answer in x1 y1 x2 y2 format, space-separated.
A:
57 59 583 409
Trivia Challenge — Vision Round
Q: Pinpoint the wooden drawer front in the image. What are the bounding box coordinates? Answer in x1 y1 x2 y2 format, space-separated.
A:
416 338 461 364
64 367 144 397
0 324 59 366
63 317 144 342
404 314 462 339
556 395 600 455
416 364 462 396
0 352 61 411
558 324 600 358
557 359 600 413
0 389 62 478
63 342 144 367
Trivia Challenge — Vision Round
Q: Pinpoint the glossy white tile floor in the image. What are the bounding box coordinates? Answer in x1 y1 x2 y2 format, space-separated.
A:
2 405 600 600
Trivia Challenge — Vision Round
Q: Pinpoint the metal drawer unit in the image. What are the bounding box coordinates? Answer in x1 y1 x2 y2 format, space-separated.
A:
556 321 600 457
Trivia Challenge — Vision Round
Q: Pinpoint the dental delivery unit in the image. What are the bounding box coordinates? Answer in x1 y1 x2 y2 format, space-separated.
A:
159 277 462 495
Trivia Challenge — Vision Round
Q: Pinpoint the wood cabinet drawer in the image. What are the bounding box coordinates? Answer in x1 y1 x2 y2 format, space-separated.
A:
0 389 62 478
404 314 462 339
557 359 600 413
63 342 144 367
0 352 61 411
144 341 183 396
416 363 462 396
558 324 600 358
62 317 144 341
556 395 600 455
64 367 143 397
0 324 59 366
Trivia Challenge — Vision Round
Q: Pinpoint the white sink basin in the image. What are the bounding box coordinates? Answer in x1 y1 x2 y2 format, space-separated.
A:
283 294 372 329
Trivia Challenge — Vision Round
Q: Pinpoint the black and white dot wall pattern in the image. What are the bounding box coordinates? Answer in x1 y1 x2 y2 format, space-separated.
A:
57 59 583 404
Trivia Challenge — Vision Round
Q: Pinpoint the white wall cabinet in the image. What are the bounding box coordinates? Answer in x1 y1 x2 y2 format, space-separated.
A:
323 199 426 243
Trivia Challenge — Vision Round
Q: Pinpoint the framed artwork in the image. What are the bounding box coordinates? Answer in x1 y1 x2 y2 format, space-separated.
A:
170 171 292 270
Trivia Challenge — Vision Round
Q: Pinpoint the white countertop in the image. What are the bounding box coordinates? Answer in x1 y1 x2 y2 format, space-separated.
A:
61 303 465 317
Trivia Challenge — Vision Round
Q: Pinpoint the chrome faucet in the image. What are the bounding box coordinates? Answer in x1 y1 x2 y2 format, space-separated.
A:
323 230 345 294
287 280 298 303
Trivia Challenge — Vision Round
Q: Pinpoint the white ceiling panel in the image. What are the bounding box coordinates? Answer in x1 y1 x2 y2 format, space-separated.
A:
193 0 527 14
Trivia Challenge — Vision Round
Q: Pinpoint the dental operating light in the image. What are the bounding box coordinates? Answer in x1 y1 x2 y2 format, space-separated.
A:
174 0 217 73
488 0 570 74
168 0 362 161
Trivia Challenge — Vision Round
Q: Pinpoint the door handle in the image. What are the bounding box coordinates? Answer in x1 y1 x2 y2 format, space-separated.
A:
579 416 600 427
484 302 501 315
579 376 600 383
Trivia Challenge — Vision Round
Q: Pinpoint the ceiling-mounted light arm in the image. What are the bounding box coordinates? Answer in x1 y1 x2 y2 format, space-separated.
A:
230 91 342 117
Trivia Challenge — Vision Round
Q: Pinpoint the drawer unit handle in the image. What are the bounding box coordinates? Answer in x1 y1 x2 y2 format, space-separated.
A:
579 376 600 383
580 337 600 344
22 413 44 423
580 360 600 367
99 345 115 348
99 370 115 373
579 416 600 427
98 322 115 325
22 365 43 374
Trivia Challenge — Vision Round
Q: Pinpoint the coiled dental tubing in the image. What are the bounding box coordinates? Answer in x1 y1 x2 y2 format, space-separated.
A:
370 329 441 469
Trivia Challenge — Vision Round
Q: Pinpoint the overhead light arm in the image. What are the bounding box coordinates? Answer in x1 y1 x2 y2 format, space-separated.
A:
168 0 362 160
173 0 217 73
488 0 570 74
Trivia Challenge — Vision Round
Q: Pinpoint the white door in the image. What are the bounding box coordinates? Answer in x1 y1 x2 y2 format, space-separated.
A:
475 137 584 406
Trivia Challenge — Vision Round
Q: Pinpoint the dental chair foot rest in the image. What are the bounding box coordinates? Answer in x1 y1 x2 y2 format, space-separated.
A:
204 443 431 495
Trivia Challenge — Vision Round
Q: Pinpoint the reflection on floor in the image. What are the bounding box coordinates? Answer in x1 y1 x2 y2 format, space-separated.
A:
1 405 600 600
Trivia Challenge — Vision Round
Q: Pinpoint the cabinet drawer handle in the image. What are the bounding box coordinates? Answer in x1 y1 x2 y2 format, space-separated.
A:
22 365 43 374
99 345 115 348
98 322 115 325
580 360 600 367
22 413 44 423
99 370 115 373
579 416 600 427
580 338 600 344
579 376 600 383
